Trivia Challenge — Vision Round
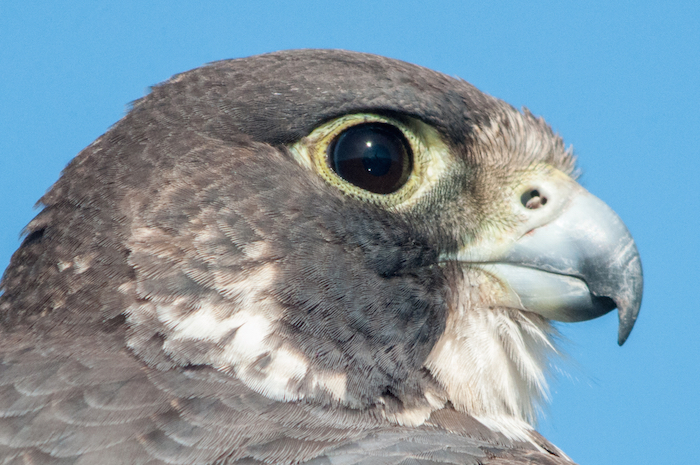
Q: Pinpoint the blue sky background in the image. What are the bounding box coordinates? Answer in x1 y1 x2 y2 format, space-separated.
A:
1 2 697 463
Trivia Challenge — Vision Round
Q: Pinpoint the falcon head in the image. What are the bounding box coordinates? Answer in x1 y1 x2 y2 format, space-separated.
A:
1 50 642 448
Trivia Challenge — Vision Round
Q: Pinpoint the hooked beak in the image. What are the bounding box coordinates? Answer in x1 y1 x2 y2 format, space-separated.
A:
455 169 643 345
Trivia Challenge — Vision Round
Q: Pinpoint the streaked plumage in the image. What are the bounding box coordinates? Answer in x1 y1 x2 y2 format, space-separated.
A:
0 50 642 464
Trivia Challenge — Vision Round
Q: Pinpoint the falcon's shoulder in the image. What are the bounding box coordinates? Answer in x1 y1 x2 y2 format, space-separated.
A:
0 329 569 464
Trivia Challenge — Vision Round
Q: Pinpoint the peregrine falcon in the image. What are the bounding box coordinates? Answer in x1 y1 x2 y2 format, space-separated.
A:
0 50 643 464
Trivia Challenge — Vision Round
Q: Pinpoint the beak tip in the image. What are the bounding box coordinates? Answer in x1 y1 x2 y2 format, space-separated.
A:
616 252 644 346
617 327 631 346
616 279 643 346
616 299 642 346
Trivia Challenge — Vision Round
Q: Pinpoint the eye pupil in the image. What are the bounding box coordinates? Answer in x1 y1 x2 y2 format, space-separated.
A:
361 143 392 176
329 123 412 194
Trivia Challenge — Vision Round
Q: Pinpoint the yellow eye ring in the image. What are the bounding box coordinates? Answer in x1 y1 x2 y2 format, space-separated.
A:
289 114 429 207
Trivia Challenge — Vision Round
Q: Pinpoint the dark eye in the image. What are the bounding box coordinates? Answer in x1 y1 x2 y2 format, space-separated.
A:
328 123 413 194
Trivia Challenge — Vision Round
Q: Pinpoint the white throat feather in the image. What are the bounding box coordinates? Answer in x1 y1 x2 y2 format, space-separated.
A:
424 268 558 441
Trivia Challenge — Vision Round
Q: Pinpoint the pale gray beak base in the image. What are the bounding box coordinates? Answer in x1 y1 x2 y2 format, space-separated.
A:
499 191 643 345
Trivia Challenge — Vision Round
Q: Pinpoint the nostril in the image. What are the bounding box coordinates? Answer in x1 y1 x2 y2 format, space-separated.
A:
521 189 547 209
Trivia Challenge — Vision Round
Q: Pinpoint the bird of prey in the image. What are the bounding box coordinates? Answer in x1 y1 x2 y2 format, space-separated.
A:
0 50 643 464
